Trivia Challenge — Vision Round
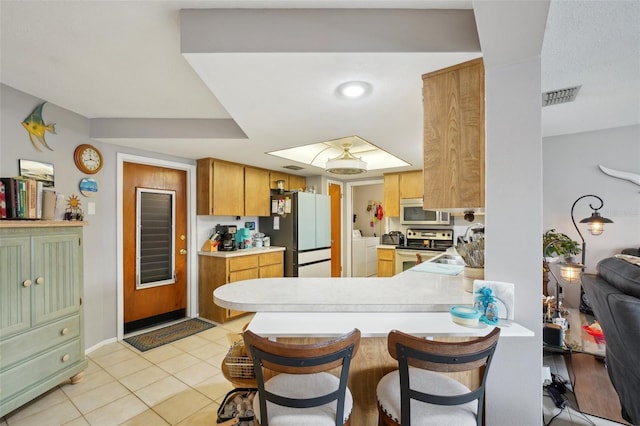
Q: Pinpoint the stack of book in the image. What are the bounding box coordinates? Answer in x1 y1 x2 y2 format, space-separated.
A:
0 177 56 220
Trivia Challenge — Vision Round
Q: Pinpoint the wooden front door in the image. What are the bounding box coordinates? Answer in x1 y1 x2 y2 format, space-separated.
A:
123 162 187 332
329 183 342 277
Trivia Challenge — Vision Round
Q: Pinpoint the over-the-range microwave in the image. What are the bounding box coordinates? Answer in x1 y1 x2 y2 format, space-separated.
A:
400 198 451 226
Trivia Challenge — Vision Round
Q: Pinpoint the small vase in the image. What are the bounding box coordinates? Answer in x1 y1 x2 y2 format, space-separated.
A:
463 266 485 293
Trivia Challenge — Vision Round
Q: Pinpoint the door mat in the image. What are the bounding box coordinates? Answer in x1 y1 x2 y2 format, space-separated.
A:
124 318 215 352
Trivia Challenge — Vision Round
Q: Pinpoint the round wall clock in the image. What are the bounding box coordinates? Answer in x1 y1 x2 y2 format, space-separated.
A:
74 144 103 174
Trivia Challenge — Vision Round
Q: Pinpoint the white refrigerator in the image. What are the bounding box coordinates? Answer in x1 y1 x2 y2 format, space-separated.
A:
259 191 331 277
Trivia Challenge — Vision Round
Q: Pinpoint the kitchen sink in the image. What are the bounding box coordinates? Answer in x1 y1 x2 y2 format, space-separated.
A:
429 254 465 265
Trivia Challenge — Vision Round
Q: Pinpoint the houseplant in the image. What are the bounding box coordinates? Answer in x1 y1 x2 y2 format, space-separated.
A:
543 229 581 261
542 229 581 297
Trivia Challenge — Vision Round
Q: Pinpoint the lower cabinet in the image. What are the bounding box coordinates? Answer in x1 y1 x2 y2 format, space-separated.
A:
0 224 87 417
199 250 284 323
377 248 396 277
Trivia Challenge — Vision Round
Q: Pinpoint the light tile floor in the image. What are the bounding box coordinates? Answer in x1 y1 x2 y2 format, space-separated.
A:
543 353 627 426
1 316 247 426
1 317 629 426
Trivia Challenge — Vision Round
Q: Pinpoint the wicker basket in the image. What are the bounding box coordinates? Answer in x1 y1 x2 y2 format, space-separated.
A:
224 342 255 379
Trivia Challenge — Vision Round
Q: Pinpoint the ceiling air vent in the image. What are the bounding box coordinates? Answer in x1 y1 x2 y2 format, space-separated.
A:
283 165 304 171
542 85 581 107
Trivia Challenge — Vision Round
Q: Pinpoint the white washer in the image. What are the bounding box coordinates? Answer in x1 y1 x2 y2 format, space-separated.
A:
352 230 379 277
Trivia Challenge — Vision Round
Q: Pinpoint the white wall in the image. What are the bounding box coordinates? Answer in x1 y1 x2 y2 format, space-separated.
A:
543 124 640 306
475 1 549 423
0 84 197 348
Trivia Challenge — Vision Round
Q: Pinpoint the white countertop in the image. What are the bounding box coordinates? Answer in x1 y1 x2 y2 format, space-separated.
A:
247 312 533 338
213 268 474 312
198 246 285 258
376 244 397 249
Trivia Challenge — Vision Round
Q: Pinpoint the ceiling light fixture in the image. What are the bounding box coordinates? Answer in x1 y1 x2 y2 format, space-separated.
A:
336 81 372 99
325 142 367 175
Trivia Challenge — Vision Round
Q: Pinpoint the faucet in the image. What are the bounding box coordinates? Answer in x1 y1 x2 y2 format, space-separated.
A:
462 223 485 243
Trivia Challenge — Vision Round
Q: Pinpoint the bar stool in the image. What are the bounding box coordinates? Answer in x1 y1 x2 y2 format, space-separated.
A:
243 328 361 426
377 328 501 426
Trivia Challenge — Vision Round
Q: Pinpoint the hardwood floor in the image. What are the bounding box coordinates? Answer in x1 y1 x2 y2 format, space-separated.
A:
567 353 630 425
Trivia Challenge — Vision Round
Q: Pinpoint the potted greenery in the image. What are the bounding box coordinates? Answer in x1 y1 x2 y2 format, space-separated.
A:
542 229 581 297
543 229 581 262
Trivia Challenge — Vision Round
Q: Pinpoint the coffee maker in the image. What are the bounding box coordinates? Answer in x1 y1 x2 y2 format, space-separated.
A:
215 224 237 251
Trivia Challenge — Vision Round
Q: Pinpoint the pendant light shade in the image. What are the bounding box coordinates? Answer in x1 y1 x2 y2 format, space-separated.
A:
325 142 367 175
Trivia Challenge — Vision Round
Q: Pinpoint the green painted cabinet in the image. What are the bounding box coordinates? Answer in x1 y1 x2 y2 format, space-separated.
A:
0 223 88 417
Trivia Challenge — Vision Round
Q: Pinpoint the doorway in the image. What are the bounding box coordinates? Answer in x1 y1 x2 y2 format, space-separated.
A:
123 162 187 333
329 182 342 277
345 179 384 277
116 154 197 340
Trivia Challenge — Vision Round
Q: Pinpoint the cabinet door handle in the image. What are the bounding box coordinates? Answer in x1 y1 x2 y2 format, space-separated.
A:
36 277 44 285
62 354 70 362
61 328 69 336
23 279 32 287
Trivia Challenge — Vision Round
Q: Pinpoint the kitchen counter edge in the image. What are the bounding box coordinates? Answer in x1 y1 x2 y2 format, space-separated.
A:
198 246 285 258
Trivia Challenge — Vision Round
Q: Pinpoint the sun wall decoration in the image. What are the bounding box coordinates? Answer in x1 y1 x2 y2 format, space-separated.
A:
64 194 84 221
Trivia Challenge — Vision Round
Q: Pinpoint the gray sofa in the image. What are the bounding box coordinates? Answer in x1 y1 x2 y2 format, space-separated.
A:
582 254 640 425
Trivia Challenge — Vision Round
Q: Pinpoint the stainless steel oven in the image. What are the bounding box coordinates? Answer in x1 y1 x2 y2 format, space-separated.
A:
395 228 454 274
400 198 451 226
395 249 440 274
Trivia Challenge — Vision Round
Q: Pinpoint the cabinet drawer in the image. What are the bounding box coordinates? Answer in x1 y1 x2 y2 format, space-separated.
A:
229 268 259 283
0 315 80 370
0 338 83 401
229 255 259 271
378 249 395 261
259 251 283 267
260 263 284 278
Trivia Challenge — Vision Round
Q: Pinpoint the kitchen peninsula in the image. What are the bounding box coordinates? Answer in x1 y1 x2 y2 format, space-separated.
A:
213 266 532 425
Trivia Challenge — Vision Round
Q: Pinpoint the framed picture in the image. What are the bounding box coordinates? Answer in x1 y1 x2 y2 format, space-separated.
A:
19 159 55 187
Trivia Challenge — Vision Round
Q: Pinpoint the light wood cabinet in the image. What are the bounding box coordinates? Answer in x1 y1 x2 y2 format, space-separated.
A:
197 158 245 216
270 172 306 192
270 171 289 190
384 171 423 217
399 171 423 199
288 175 307 192
376 248 396 277
198 250 284 323
422 58 485 211
244 166 271 217
383 173 400 217
198 158 303 217
0 223 87 417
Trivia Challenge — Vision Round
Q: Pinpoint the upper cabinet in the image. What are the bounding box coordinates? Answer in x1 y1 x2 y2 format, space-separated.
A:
197 158 245 216
197 158 305 217
270 171 289 191
422 58 485 211
244 167 271 217
383 173 400 217
399 171 423 199
269 172 306 192
383 171 424 217
289 175 307 192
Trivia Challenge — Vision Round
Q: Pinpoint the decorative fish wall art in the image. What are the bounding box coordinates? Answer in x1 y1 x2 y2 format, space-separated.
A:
599 165 640 187
22 101 56 151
